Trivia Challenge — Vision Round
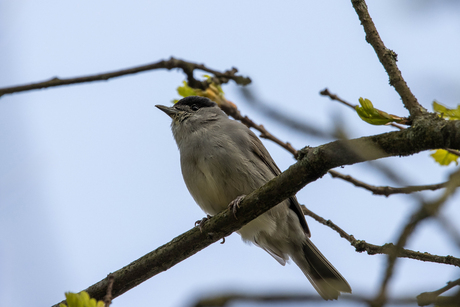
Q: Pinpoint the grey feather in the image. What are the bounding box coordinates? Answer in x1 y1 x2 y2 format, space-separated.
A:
156 96 351 300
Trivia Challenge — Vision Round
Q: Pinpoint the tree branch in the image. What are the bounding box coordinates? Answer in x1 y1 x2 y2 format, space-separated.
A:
301 206 460 267
320 88 408 130
192 292 417 307
51 115 460 307
0 57 251 97
328 170 450 196
417 278 460 306
239 87 333 139
374 168 460 306
321 88 460 157
351 0 426 118
215 97 299 157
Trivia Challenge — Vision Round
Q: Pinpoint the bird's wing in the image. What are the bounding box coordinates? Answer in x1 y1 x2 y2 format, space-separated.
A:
247 130 310 236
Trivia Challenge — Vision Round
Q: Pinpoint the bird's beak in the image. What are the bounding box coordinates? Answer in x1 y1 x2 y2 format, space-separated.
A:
155 105 179 119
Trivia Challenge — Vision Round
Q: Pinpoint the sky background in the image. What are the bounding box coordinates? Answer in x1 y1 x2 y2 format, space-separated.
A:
1 1 460 307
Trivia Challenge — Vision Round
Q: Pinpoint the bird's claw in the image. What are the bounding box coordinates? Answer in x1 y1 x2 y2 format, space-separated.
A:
195 215 212 232
228 195 246 219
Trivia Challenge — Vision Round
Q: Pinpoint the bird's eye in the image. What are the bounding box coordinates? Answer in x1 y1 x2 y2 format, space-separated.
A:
191 104 199 111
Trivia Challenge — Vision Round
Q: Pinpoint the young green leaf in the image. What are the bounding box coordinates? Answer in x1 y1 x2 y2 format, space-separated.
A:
174 79 228 108
433 101 460 120
430 149 459 166
176 81 198 99
355 97 405 125
59 291 105 307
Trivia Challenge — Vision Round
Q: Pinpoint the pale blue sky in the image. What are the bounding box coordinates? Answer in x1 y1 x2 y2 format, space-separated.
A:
1 1 459 307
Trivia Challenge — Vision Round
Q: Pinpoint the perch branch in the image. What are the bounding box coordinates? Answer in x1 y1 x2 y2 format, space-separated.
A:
51 115 460 307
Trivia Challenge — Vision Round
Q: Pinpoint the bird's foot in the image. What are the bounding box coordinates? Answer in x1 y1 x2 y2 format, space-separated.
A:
228 195 246 219
195 215 212 232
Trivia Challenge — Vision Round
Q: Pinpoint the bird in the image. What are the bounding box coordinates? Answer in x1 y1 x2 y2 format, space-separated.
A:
156 96 351 300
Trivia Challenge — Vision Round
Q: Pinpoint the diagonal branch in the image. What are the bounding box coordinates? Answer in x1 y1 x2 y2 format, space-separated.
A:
0 57 251 98
51 116 460 307
320 88 407 130
374 168 460 306
351 0 425 118
417 278 460 306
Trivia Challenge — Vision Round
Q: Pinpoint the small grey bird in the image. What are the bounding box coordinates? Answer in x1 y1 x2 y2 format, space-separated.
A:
156 96 351 300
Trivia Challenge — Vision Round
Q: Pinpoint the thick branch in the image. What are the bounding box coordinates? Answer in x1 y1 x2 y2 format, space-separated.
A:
52 116 460 306
351 0 425 118
0 57 251 97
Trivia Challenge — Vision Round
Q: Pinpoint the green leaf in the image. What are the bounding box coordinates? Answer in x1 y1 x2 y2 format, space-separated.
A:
176 81 198 99
59 291 105 307
174 79 227 106
355 97 405 125
430 149 459 166
432 101 460 120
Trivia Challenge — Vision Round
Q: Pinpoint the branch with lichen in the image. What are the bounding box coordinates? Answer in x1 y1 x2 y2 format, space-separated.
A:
351 0 426 118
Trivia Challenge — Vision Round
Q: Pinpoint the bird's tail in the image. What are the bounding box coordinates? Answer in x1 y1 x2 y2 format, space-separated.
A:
291 237 352 300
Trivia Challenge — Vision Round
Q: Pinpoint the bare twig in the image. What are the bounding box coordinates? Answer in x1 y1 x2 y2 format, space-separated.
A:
437 214 460 249
216 98 299 157
192 292 417 307
417 278 460 306
328 170 449 196
446 148 460 156
103 274 115 307
351 0 426 118
0 57 251 97
320 88 357 109
373 168 460 306
321 88 460 158
301 206 460 267
320 88 409 130
240 87 333 139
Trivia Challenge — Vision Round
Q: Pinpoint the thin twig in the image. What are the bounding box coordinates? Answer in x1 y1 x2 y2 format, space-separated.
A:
417 278 460 306
321 88 460 158
103 274 115 307
373 168 460 306
192 292 417 307
446 148 460 156
329 170 449 196
0 57 251 97
320 88 357 109
437 214 460 249
351 0 425 118
320 88 408 130
217 99 299 157
300 205 460 267
240 87 333 139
